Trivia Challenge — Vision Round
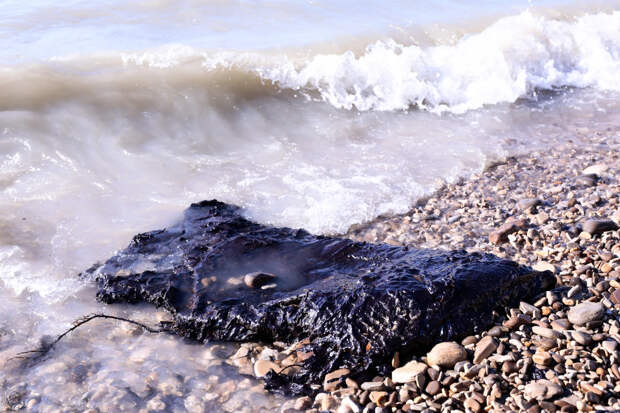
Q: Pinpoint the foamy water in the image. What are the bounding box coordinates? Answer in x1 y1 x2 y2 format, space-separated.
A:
1 1 620 411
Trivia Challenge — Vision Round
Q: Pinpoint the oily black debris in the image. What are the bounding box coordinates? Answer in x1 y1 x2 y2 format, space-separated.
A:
91 200 554 395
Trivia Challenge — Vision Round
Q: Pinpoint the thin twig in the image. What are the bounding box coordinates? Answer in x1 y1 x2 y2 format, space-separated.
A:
8 313 167 364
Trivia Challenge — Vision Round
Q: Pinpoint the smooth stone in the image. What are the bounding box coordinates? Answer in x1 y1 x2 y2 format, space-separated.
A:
582 164 608 176
571 331 592 346
473 336 498 364
391 361 428 383
489 218 528 244
532 352 553 366
524 380 563 401
369 391 388 406
254 360 280 378
551 319 570 331
602 340 618 352
567 302 605 326
532 326 561 340
324 368 351 384
361 382 386 391
504 313 531 329
321 395 338 411
518 198 541 211
425 381 441 396
524 382 547 400
244 272 277 289
582 219 618 236
426 342 467 368
340 397 361 413
575 174 598 187
532 262 556 273
520 301 541 318
295 396 312 410
464 397 482 413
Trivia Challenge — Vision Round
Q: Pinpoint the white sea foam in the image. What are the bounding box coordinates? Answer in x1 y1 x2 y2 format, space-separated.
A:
261 11 620 112
112 11 620 114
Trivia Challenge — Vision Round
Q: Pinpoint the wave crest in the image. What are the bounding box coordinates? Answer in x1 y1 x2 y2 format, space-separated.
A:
260 11 620 113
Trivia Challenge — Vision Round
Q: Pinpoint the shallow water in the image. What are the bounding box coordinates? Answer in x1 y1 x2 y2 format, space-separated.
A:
1 1 620 411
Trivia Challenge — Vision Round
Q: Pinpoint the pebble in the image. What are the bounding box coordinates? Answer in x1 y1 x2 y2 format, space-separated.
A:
321 395 338 411
532 351 553 366
567 301 605 326
253 360 279 378
583 164 608 176
525 380 563 401
532 326 561 339
518 198 541 211
575 174 598 187
473 336 498 364
425 381 441 396
489 218 528 244
369 391 388 406
426 342 467 368
391 361 427 383
571 330 593 346
244 272 277 289
339 397 361 413
464 397 482 413
582 219 619 236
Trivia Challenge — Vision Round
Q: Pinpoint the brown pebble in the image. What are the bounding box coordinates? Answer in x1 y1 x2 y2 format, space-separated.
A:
473 336 498 364
504 313 531 329
294 396 312 410
532 352 553 367
425 380 441 396
426 342 468 368
369 391 389 406
464 397 483 413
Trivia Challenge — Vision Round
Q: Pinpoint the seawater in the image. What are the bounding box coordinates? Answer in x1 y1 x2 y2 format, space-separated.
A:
1 1 620 411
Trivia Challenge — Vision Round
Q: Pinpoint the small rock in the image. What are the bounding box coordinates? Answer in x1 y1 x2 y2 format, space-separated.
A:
575 174 598 187
321 395 338 411
391 361 427 383
464 397 482 413
551 319 570 331
295 396 312 410
524 380 563 401
473 336 498 364
567 301 605 326
361 381 386 391
532 262 556 273
582 219 618 236
532 326 561 340
518 198 541 211
582 164 608 175
571 330 592 346
339 396 361 413
369 391 388 406
504 314 531 329
254 360 279 378
244 272 277 289
532 352 553 366
489 218 528 244
426 342 467 368
425 380 441 396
